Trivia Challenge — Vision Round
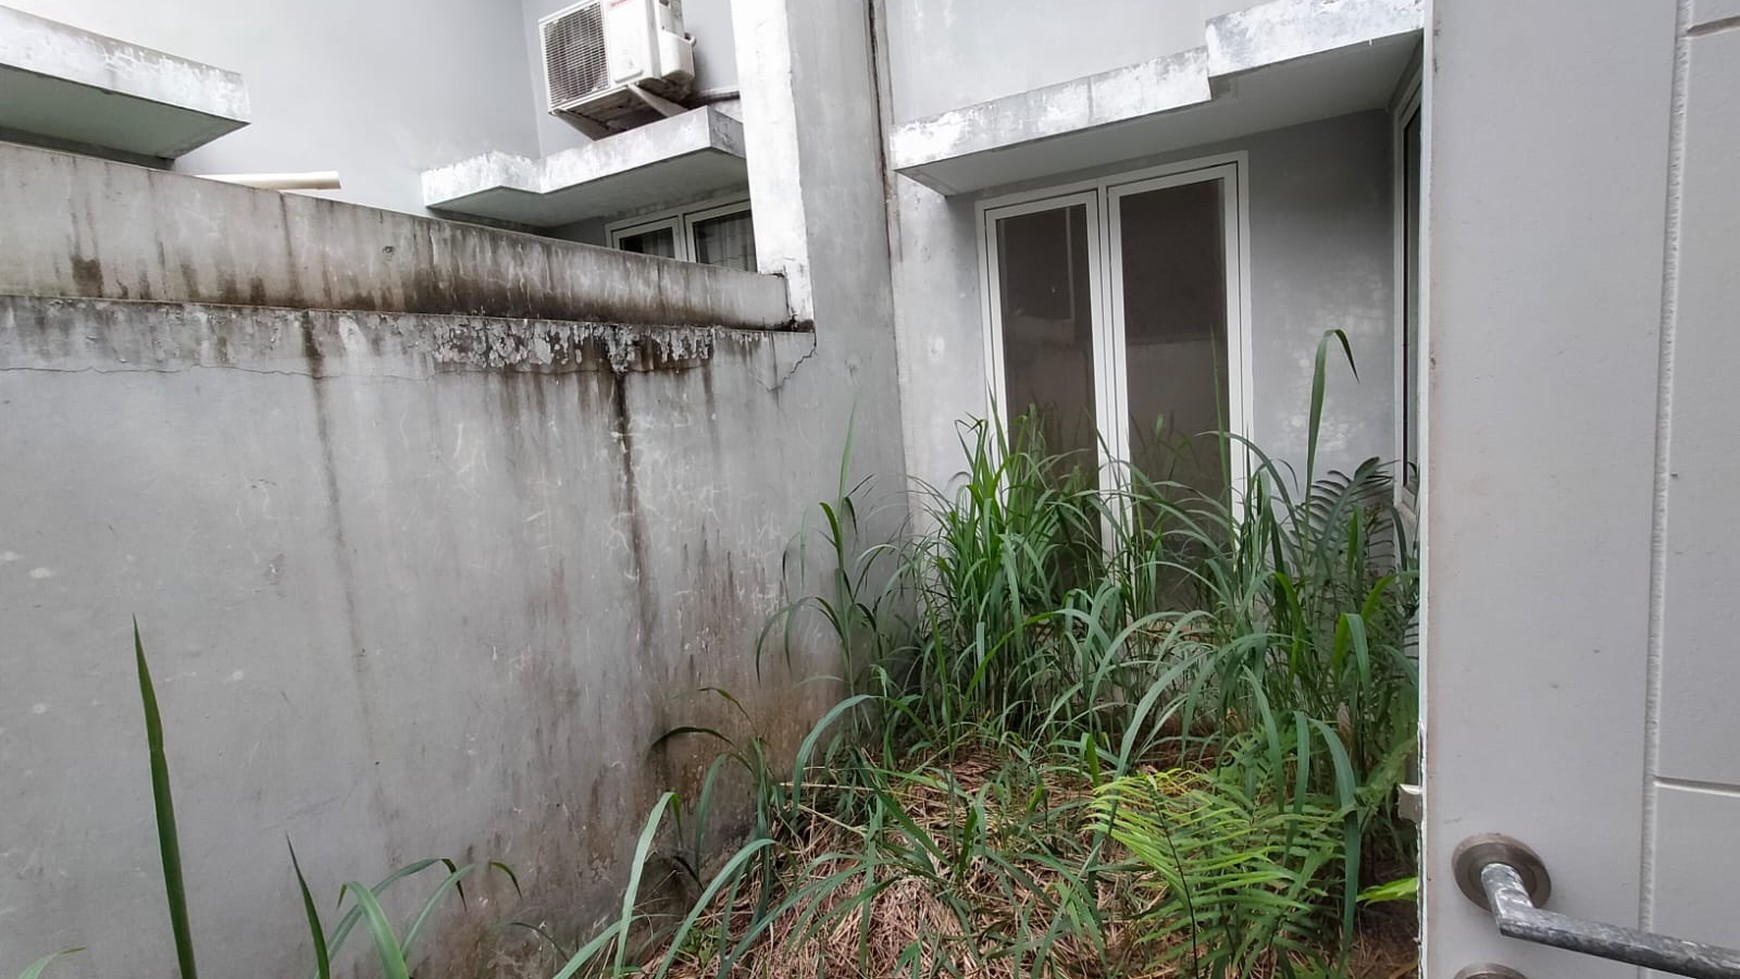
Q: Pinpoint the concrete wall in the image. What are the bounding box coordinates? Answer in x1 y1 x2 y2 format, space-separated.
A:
4 0 541 216
522 0 740 158
0 139 905 979
891 110 1397 494
881 0 1269 123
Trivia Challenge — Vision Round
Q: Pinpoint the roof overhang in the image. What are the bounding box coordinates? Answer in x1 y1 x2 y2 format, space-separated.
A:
422 107 749 227
889 0 1423 195
0 4 249 162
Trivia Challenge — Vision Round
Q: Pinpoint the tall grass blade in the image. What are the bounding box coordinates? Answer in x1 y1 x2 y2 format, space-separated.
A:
133 619 198 979
287 839 329 979
339 883 410 979
14 949 82 979
401 863 479 956
615 791 677 974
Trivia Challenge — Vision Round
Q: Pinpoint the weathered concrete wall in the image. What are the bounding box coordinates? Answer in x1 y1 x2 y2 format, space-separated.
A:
0 144 903 979
881 0 1271 123
4 0 540 215
4 146 786 330
890 111 1397 494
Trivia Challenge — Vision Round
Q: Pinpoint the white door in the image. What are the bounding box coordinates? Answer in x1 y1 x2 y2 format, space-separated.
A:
1423 2 1740 977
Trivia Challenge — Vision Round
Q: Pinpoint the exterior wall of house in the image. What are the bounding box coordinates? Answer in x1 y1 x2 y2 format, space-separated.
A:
890 110 1398 494
3 0 541 216
0 134 904 979
881 0 1270 123
521 0 740 158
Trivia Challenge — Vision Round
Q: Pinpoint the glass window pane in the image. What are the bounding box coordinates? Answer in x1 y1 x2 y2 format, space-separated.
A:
1117 179 1230 500
617 226 676 259
995 204 1097 484
1403 109 1423 490
693 209 757 272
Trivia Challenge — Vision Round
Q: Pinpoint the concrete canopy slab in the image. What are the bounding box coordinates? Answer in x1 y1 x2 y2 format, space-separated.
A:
0 4 249 161
889 0 1421 195
422 106 749 228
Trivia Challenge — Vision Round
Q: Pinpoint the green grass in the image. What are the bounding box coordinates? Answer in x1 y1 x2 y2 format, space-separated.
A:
20 329 1414 979
562 330 1420 979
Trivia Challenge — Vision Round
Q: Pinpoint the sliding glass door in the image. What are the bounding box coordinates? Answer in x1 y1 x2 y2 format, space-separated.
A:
981 160 1247 499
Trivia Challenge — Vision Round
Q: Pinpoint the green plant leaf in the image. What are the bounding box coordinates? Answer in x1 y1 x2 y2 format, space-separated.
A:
134 619 198 979
615 791 677 975
14 949 83 979
339 882 409 979
287 839 329 979
1357 876 1419 905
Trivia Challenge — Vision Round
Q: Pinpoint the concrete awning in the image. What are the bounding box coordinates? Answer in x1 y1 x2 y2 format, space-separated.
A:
889 0 1422 195
0 4 249 162
422 107 749 228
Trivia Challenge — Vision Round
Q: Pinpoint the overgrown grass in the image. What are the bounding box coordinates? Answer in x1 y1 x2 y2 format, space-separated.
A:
547 330 1420 979
19 331 1415 979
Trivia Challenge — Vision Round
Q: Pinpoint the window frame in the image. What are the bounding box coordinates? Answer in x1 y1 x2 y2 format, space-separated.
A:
608 215 683 259
606 194 753 266
682 198 758 271
1393 73 1424 515
976 153 1253 503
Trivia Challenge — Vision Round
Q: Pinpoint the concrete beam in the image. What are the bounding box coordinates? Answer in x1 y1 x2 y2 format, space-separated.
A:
0 4 249 160
421 107 748 228
887 0 1422 194
1205 0 1425 76
0 143 791 330
886 48 1213 191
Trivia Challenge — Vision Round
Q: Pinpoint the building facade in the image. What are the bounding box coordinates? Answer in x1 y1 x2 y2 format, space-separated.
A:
5 1 1738 977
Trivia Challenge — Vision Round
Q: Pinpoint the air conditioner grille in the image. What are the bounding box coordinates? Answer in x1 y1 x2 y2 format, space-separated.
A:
544 2 609 107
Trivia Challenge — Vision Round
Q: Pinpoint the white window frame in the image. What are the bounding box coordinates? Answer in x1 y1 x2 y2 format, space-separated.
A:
1393 74 1424 516
976 153 1253 501
608 215 683 258
607 194 752 264
682 198 758 269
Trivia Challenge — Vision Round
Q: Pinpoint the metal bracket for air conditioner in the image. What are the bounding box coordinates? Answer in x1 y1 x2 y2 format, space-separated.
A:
563 83 689 140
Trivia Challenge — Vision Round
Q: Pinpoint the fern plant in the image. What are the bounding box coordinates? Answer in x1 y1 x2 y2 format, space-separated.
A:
1092 755 1347 977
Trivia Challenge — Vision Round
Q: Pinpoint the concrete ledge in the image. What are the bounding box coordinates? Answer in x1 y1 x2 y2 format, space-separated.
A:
423 107 750 228
0 4 249 160
1206 0 1426 75
0 297 800 378
889 0 1421 194
887 48 1212 183
0 143 792 330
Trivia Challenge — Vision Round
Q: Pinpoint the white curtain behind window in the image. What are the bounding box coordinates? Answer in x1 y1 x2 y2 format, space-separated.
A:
693 210 757 272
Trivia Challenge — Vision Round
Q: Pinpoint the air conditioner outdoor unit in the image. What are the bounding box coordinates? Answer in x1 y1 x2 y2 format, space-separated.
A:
540 0 695 127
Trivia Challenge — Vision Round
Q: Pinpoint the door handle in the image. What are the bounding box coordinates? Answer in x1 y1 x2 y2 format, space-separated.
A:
1453 834 1740 979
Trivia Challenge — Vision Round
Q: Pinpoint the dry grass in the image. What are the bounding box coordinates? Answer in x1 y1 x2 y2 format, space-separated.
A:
634 747 1417 979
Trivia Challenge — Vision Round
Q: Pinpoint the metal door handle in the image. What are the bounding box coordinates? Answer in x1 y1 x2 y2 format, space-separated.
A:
1454 834 1740 979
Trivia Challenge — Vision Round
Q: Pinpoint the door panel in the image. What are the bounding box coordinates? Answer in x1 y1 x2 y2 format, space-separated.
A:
1421 2 1729 976
1643 16 1740 952
1113 177 1231 499
987 200 1100 480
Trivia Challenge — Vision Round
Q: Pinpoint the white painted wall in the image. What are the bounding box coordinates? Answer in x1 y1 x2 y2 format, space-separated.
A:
881 0 1270 123
4 0 542 216
892 111 1397 495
